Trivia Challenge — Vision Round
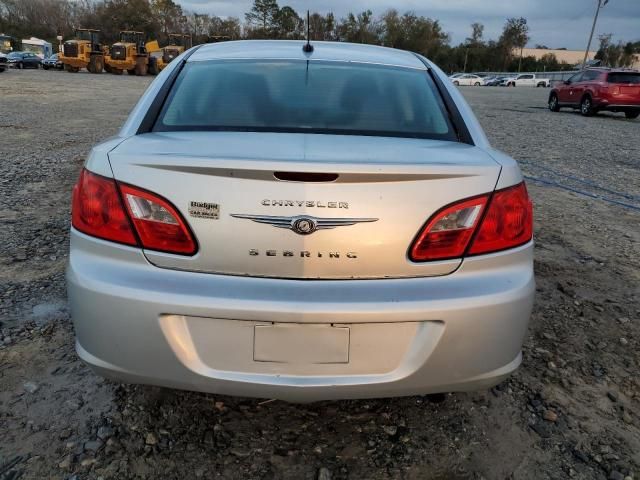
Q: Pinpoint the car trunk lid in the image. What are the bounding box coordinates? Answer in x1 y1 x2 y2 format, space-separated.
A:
108 132 501 279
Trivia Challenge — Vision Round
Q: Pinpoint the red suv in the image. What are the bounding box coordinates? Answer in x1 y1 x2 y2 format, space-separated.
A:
548 68 640 119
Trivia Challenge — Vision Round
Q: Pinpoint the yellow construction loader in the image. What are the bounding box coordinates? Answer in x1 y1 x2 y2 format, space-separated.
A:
104 31 157 76
149 34 192 74
58 29 105 73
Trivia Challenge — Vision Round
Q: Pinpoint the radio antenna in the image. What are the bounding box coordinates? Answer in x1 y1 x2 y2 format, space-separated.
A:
302 10 314 53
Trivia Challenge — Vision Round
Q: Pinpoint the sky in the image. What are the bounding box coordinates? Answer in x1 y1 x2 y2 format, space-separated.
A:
176 0 640 50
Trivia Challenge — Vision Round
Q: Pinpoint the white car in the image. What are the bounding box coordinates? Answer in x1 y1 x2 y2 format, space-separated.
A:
67 40 534 402
450 74 484 86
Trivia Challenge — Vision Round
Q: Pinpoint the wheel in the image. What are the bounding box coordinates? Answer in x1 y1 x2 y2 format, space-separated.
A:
88 54 103 73
474 82 481 86
625 111 639 119
148 57 159 75
43 65 49 70
64 64 79 73
453 81 459 86
134 57 148 76
127 68 136 75
111 68 123 75
509 82 515 87
18 62 23 69
580 95 595 116
548 93 560 112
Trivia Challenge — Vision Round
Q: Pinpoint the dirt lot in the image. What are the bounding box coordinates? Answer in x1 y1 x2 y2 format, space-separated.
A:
1 69 639 480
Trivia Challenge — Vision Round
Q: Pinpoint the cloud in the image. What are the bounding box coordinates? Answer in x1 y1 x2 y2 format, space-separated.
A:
177 0 640 49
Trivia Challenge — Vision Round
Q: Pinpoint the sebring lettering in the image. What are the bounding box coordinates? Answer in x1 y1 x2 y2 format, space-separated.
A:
249 249 358 259
261 200 349 209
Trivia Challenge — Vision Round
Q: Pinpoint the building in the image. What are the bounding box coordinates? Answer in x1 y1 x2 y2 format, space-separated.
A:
519 48 596 66
518 47 640 69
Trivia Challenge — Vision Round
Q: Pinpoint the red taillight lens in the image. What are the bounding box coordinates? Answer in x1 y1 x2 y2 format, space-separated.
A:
119 183 197 255
467 182 533 255
72 169 137 246
72 168 197 255
409 182 533 262
410 195 489 261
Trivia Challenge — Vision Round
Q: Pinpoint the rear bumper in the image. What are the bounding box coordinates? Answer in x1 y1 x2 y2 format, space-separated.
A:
597 103 640 112
67 229 535 402
594 95 640 111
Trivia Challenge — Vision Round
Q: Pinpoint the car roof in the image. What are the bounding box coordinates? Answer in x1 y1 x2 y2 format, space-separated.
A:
188 40 427 70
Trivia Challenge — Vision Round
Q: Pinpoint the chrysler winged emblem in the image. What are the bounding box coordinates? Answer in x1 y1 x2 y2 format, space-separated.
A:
230 214 378 235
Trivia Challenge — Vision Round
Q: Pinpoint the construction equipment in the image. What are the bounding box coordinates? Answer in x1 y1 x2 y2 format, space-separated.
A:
59 29 105 73
105 31 156 76
149 34 192 74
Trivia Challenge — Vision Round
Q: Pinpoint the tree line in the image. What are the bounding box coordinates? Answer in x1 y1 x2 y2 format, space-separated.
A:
1 0 637 71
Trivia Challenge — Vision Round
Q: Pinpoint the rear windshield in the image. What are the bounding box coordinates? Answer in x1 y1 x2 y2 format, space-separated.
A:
607 72 640 84
154 60 456 140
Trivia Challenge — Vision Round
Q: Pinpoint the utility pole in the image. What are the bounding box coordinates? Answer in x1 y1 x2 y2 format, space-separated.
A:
582 0 609 69
518 46 523 72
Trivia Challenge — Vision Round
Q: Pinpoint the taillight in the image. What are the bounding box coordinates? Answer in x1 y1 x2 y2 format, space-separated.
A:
410 195 489 261
72 169 137 246
467 182 533 256
72 168 197 255
119 183 197 255
409 182 532 262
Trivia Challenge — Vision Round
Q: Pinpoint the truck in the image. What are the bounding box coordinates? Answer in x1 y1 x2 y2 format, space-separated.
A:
105 31 156 76
503 73 551 88
149 33 192 73
59 29 105 73
21 37 53 59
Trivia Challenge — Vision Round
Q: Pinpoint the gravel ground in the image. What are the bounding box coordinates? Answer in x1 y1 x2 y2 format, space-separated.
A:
0 69 639 480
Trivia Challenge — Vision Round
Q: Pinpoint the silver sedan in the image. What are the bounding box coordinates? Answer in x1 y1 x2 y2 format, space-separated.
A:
67 40 534 402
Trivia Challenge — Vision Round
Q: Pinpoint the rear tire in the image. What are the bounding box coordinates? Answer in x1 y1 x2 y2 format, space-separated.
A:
148 57 159 75
625 111 639 119
548 93 560 112
453 81 459 86
474 82 481 86
134 57 147 76
112 68 123 75
425 393 447 404
88 54 103 74
580 95 595 117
